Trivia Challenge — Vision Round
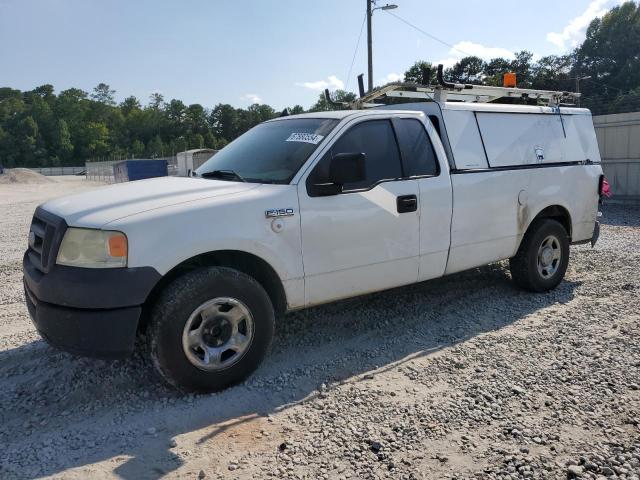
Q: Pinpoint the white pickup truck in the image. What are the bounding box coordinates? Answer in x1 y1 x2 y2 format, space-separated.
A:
23 89 604 392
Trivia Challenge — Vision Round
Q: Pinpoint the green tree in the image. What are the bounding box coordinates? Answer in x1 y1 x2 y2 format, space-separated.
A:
186 104 208 135
131 139 145 158
203 131 217 149
16 116 39 166
186 133 204 149
52 118 74 164
172 136 188 153
166 99 187 124
509 51 535 88
447 57 486 84
0 88 25 124
210 104 240 142
531 55 574 91
31 84 56 104
91 83 116 105
404 61 436 84
576 2 640 96
149 92 164 110
82 122 110 158
146 135 164 157
55 88 89 130
120 96 141 116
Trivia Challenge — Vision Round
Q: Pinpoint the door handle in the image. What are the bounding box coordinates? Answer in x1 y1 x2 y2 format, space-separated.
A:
397 194 418 213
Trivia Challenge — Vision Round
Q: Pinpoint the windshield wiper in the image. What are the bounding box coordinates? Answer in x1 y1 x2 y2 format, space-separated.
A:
200 169 247 182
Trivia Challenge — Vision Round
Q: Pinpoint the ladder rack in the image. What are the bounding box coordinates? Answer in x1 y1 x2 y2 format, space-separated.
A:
325 65 581 110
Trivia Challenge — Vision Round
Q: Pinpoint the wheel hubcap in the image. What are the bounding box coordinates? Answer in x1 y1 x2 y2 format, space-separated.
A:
182 297 254 371
537 235 562 279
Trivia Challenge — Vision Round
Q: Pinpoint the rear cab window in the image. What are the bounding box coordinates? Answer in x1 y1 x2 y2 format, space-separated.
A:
394 118 440 177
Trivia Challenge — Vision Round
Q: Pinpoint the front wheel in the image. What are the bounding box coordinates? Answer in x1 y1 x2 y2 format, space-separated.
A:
148 267 274 393
509 219 570 292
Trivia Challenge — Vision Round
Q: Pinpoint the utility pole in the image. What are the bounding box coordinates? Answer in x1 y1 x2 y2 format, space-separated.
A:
576 76 591 108
366 2 397 93
576 77 581 107
367 0 373 93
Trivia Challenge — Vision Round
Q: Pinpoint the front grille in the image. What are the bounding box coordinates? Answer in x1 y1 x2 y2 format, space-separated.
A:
27 208 67 273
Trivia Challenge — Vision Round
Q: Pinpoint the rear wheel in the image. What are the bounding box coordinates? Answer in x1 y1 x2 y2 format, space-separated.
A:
509 219 570 292
148 267 274 393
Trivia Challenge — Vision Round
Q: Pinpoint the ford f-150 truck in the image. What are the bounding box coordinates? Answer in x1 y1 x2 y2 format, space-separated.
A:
23 83 603 392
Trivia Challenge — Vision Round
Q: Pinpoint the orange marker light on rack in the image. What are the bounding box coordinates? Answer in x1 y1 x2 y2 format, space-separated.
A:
108 233 128 258
503 72 517 88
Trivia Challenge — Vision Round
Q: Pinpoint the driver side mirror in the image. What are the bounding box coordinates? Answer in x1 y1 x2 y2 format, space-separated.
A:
308 152 366 197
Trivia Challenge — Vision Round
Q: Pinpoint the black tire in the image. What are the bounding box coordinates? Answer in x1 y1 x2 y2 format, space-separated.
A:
148 266 274 393
509 219 570 292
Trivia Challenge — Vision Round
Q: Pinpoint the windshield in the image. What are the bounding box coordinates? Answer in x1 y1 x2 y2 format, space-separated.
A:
196 118 339 184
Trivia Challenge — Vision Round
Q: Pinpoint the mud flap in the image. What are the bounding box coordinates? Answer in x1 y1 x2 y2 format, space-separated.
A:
591 221 600 248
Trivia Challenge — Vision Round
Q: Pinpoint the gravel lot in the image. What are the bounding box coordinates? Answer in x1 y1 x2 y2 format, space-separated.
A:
0 178 639 480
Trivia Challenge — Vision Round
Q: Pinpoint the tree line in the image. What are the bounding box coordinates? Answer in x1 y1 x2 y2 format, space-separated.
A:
1 1 638 168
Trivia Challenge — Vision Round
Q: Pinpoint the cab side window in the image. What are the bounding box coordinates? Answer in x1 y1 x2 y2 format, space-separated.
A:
309 120 402 192
396 118 440 177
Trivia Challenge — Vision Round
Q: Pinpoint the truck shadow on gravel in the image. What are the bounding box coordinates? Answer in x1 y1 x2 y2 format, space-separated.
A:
0 263 580 479
600 203 640 227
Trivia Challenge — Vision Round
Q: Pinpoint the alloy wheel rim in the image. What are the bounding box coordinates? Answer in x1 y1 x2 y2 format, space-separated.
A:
537 235 562 279
182 297 254 371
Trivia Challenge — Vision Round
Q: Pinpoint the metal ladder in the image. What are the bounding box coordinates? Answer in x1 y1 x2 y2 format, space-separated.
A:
325 64 581 109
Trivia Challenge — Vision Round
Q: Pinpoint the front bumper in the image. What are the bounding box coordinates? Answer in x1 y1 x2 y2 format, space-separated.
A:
24 283 142 358
23 252 162 359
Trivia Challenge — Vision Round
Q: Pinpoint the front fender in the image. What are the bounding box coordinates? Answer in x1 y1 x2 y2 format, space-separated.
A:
105 184 304 282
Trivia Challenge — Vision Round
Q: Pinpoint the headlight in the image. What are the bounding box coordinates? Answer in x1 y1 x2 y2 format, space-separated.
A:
57 228 128 268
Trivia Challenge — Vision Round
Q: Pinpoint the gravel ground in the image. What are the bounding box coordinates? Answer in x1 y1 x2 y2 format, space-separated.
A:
0 179 639 480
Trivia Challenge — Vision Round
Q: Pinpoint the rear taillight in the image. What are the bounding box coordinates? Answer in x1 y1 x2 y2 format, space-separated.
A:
599 175 612 198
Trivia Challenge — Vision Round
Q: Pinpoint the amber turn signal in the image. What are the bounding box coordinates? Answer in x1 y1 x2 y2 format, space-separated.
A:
108 233 128 258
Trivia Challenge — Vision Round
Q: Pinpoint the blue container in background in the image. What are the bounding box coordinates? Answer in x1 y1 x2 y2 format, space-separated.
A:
113 159 168 183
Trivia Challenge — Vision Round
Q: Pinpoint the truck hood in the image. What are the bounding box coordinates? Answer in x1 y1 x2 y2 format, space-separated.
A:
41 177 260 228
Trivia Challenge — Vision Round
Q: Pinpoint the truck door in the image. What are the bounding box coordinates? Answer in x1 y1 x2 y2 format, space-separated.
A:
297 118 420 306
392 117 453 281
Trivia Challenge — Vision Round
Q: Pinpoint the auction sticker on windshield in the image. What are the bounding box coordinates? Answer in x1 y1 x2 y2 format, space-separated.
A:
285 133 324 144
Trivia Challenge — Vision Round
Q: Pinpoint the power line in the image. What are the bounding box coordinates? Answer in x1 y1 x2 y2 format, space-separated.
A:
383 10 474 58
583 77 625 93
345 12 367 92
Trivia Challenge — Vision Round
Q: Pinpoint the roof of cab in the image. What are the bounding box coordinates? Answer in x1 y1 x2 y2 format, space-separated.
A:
268 109 425 122
272 111 358 120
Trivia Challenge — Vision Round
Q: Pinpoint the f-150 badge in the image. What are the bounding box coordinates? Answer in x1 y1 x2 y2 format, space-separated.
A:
265 208 294 218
